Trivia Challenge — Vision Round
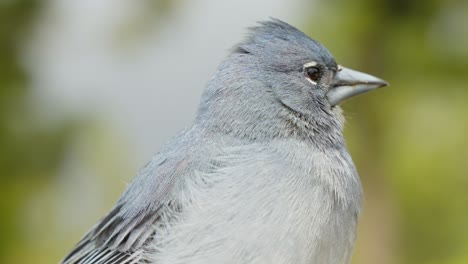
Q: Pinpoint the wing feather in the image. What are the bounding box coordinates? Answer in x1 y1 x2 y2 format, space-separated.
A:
61 153 189 264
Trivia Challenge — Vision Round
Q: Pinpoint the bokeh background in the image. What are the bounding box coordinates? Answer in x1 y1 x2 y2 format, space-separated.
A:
1 0 467 263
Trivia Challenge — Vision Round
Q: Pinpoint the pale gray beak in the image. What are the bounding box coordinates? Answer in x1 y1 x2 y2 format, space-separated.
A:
326 65 388 106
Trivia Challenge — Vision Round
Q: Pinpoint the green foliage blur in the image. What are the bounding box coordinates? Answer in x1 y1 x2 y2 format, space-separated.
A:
0 1 75 263
0 0 466 264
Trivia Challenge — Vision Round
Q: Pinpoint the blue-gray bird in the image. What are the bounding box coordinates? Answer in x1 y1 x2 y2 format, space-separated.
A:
62 19 387 264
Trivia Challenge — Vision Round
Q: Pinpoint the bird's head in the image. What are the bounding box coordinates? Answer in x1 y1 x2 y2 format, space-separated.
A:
198 19 387 145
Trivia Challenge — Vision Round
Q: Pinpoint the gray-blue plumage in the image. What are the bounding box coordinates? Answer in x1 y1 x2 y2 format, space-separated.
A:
62 18 387 264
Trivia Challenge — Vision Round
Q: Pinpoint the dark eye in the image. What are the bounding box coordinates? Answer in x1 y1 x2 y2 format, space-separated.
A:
306 67 320 82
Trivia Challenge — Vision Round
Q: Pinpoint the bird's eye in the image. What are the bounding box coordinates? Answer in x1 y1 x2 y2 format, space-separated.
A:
306 67 320 82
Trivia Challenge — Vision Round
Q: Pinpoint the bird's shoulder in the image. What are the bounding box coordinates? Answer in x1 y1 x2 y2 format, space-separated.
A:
61 129 212 264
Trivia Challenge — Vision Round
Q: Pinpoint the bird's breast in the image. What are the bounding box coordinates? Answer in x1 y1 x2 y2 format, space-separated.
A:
150 139 362 264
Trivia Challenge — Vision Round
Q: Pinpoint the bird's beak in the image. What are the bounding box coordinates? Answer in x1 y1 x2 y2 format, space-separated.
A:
326 65 388 106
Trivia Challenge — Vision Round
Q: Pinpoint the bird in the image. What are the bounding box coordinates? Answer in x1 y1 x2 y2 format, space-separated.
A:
61 18 388 264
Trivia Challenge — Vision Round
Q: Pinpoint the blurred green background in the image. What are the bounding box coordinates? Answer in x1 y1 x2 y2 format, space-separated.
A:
0 0 467 263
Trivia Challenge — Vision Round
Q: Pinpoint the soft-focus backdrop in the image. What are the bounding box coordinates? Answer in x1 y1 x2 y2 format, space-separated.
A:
1 0 467 263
